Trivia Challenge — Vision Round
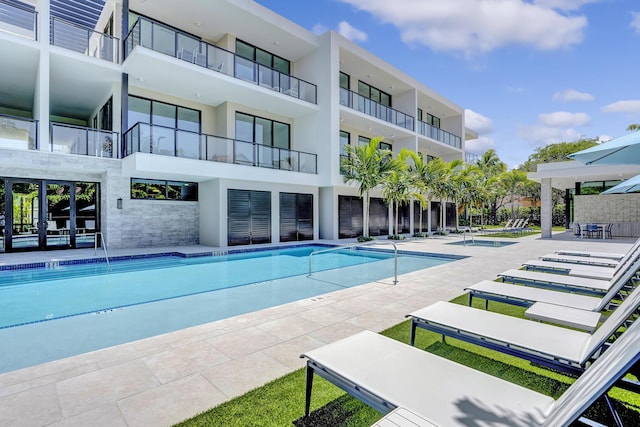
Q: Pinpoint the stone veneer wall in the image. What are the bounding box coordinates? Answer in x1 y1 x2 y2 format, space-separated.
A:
0 149 200 250
574 194 640 237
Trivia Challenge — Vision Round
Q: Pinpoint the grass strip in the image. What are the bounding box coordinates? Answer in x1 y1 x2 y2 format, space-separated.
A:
176 295 640 426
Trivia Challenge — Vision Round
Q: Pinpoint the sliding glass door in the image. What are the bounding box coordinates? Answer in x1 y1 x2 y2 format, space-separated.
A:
0 178 99 251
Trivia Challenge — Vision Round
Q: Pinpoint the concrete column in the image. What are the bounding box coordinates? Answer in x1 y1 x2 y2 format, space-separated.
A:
541 178 553 238
34 0 50 151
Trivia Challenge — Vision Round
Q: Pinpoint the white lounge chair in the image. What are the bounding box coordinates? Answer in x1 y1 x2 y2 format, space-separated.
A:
301 319 640 426
538 253 620 268
554 237 640 261
406 279 640 376
522 241 640 281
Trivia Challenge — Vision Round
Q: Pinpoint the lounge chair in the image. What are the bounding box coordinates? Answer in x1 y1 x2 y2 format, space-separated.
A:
541 239 640 267
498 255 640 296
538 253 620 268
301 319 640 426
406 278 640 376
554 237 639 260
467 258 639 312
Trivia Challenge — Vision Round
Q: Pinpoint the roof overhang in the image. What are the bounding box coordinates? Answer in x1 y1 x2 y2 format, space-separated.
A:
528 161 640 190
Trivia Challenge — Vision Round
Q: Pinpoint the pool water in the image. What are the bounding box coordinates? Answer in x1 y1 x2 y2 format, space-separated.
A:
0 245 459 372
446 240 516 247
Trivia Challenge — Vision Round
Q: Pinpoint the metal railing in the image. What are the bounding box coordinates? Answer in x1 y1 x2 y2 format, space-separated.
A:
123 122 317 174
463 229 475 246
418 120 461 149
50 16 119 63
465 152 479 164
0 0 37 40
124 16 317 103
50 123 118 158
339 87 415 131
308 240 398 284
94 231 111 272
0 114 38 150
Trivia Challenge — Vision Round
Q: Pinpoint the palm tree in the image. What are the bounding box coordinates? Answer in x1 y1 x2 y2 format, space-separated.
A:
627 124 640 132
381 149 420 237
476 149 507 225
410 155 448 234
446 160 472 230
500 169 529 220
342 137 393 238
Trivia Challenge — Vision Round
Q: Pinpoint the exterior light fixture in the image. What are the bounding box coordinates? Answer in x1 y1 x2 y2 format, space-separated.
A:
117 197 123 210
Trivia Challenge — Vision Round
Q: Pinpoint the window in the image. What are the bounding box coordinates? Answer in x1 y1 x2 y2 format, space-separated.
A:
359 135 391 151
128 95 201 131
340 72 350 89
131 179 198 200
418 109 441 128
235 112 290 149
358 81 391 107
340 130 350 155
236 39 290 74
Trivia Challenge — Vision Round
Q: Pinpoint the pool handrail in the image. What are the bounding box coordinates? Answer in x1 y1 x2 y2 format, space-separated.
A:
308 240 398 284
463 228 475 246
94 231 111 272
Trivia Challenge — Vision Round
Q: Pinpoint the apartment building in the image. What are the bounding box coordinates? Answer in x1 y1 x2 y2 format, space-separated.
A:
0 0 476 253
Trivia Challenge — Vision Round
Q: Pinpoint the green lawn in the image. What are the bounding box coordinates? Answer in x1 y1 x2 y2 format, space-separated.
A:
175 295 640 427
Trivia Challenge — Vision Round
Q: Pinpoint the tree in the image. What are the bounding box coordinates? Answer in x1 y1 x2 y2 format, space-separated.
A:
342 137 393 238
519 139 599 172
381 149 421 237
407 153 445 234
476 149 507 225
499 169 529 219
628 124 640 132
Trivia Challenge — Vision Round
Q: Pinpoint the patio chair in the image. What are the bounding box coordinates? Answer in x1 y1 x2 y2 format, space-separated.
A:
519 244 640 281
467 258 639 313
301 319 640 426
586 223 601 239
605 223 614 239
498 253 640 296
553 235 639 260
406 276 640 377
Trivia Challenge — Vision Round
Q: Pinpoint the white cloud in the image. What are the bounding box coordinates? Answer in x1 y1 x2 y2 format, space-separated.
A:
337 21 368 42
312 24 329 35
338 0 587 56
533 0 602 12
465 136 496 154
602 100 640 115
507 86 527 94
538 111 591 127
632 12 640 33
464 109 494 134
517 124 583 147
552 89 594 102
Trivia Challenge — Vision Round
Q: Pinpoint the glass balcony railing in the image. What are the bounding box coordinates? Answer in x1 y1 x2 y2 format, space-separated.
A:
123 123 317 174
50 123 118 158
465 152 479 164
124 17 317 104
0 0 37 40
418 120 461 149
0 114 38 150
50 17 119 63
339 87 414 131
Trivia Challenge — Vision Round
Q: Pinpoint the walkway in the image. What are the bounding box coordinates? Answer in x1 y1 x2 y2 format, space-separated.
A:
0 233 634 426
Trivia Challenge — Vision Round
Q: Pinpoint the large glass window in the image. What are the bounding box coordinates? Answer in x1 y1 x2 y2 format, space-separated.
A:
131 179 198 201
340 72 350 89
128 96 200 130
236 40 290 74
340 130 350 155
358 81 391 107
359 135 391 151
235 112 290 149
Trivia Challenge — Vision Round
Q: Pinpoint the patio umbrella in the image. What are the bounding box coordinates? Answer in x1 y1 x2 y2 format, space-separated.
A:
601 174 640 194
568 132 640 165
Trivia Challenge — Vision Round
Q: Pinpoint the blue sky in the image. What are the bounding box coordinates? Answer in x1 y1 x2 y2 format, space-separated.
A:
257 0 640 168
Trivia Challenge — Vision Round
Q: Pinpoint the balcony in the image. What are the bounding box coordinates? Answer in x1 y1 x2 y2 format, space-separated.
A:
0 0 37 40
124 16 317 104
418 120 461 149
50 17 119 63
339 87 414 131
0 114 38 150
123 123 317 174
50 123 119 158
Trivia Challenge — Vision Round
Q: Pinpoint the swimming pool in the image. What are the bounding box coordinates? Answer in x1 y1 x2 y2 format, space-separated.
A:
446 240 517 247
0 244 460 372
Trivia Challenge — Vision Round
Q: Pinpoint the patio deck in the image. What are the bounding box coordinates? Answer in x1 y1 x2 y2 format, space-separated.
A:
0 232 635 426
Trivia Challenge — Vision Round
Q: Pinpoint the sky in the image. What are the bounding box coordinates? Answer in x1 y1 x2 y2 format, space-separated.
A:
256 0 640 169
